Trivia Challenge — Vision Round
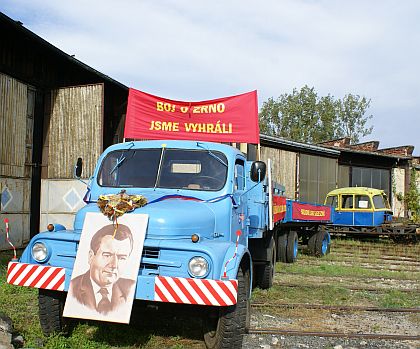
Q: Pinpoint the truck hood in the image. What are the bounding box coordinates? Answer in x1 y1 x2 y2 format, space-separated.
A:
74 195 216 239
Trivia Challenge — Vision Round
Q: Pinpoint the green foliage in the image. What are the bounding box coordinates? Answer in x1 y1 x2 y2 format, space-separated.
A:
405 168 420 223
259 85 373 144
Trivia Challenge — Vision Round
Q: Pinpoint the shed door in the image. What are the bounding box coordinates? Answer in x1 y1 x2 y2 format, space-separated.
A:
40 84 104 231
0 73 33 249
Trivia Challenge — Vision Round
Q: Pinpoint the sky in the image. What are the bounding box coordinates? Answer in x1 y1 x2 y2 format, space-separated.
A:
1 1 419 154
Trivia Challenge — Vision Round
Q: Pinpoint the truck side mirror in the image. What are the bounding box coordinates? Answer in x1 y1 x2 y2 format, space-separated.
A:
250 161 266 182
74 157 83 178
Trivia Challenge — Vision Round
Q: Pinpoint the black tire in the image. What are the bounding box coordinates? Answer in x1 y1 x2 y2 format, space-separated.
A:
286 231 298 263
277 233 287 262
203 266 250 349
307 233 317 255
256 237 276 290
38 289 72 335
314 230 331 257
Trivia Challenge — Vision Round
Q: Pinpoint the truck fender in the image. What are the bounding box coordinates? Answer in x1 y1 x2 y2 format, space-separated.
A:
220 244 252 289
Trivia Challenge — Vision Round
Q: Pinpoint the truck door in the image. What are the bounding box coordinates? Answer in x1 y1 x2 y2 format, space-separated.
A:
232 158 248 245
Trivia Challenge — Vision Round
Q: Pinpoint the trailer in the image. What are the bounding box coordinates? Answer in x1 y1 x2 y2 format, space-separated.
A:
325 187 419 243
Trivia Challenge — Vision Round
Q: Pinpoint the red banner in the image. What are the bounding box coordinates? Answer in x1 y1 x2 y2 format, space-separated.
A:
292 202 331 221
272 196 287 223
124 89 260 143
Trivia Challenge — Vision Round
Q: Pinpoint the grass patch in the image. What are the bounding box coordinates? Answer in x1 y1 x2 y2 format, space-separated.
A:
0 253 204 349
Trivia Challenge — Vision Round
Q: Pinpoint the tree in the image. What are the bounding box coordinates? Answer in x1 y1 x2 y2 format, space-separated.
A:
259 85 373 144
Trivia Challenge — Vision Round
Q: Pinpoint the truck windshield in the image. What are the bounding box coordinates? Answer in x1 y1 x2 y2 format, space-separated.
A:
97 148 228 191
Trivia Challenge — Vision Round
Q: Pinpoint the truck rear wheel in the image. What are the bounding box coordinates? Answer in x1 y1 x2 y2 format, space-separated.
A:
315 230 331 257
38 289 71 335
203 266 250 349
286 231 298 263
277 233 287 262
255 237 276 289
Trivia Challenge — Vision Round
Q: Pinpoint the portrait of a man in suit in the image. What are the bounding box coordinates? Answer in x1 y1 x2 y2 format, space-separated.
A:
69 223 135 314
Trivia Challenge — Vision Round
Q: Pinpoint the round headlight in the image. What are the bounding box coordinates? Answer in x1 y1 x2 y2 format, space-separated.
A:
32 242 48 262
188 256 209 278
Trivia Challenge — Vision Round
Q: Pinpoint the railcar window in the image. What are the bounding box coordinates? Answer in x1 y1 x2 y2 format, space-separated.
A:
355 195 371 209
341 195 353 209
326 195 338 208
373 194 388 209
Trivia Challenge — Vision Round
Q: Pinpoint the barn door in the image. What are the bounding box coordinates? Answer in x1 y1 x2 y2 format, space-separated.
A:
40 84 104 231
0 73 33 249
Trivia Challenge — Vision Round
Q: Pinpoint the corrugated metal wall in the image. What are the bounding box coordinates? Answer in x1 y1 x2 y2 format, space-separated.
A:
0 73 32 249
46 84 103 179
0 73 28 178
40 84 104 230
260 146 297 199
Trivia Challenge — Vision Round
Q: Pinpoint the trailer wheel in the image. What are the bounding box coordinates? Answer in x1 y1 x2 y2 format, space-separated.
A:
38 289 72 335
315 231 331 257
203 266 250 349
286 231 298 263
307 233 317 256
277 233 287 262
256 237 276 289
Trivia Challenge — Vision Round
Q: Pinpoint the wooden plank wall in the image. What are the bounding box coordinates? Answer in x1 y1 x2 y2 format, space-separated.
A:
0 73 28 178
260 146 297 199
46 84 103 179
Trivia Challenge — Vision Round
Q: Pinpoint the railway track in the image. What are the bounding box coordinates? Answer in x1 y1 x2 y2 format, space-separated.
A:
274 281 420 293
247 328 420 341
325 253 420 263
277 270 419 282
251 302 420 313
295 261 420 273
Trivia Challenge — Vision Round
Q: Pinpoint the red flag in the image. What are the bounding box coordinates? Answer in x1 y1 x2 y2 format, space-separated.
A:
124 89 259 143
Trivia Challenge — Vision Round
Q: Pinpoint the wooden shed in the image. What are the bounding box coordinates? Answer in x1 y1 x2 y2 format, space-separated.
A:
0 12 128 248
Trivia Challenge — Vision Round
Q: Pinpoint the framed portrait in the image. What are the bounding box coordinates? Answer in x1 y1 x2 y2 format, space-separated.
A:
63 212 148 324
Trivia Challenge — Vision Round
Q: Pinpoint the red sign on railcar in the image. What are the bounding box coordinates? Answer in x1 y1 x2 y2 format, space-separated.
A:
124 88 259 143
292 202 331 221
272 196 287 224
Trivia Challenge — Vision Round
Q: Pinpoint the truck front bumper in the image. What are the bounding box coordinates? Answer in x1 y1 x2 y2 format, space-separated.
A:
7 262 238 306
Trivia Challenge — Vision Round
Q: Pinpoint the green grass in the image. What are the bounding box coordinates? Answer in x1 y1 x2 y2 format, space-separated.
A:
0 256 204 349
276 260 418 280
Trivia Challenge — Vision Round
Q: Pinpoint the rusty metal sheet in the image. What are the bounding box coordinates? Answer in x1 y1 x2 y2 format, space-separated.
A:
40 179 87 230
0 178 31 249
46 84 103 179
260 146 297 199
0 73 28 178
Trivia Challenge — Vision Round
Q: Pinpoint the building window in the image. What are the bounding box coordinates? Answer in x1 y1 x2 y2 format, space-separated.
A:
299 154 337 204
351 167 390 198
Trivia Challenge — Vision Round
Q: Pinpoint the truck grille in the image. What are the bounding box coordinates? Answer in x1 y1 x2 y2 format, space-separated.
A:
140 247 159 271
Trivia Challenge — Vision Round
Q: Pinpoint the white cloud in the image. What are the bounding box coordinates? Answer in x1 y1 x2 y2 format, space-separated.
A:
1 0 419 153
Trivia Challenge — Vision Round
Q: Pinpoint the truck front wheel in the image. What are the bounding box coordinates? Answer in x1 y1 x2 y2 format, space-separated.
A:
38 289 72 335
203 266 250 349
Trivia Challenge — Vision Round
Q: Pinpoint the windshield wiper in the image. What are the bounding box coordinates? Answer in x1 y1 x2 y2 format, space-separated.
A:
154 146 166 190
196 142 228 167
109 143 136 176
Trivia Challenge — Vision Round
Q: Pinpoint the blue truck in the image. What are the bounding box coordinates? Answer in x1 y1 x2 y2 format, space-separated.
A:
7 140 333 348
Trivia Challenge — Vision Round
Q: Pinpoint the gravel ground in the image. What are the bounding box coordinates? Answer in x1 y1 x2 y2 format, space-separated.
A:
242 307 420 349
243 333 419 349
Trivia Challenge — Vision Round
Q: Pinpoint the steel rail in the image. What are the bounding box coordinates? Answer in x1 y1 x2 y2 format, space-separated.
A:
327 253 419 263
247 328 420 341
251 302 420 313
277 271 419 282
296 261 420 273
273 281 419 293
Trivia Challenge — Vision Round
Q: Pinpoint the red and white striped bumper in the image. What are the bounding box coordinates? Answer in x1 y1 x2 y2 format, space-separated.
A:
7 262 65 291
154 276 238 306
